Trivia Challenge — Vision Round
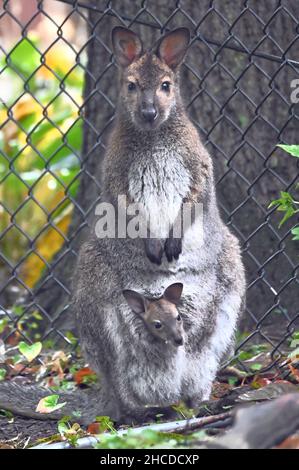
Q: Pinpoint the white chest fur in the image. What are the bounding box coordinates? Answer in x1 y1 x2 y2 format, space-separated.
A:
128 148 191 238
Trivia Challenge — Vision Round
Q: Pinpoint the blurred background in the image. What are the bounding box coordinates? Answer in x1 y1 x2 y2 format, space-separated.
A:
0 0 86 299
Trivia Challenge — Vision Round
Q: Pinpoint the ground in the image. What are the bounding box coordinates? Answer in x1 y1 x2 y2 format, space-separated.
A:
0 335 298 448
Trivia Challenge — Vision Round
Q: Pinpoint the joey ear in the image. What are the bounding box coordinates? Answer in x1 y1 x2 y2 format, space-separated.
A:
112 27 143 67
163 283 183 305
155 28 190 70
123 290 146 315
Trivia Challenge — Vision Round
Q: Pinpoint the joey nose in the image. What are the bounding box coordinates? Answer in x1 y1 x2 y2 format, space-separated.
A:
141 106 157 123
174 337 183 346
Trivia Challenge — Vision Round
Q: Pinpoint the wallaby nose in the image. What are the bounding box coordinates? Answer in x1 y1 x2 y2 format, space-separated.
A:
141 106 157 123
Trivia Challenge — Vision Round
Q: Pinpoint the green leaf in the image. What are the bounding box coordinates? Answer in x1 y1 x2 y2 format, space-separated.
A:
18 341 42 362
250 363 263 371
238 350 253 361
36 394 66 414
277 144 299 158
0 318 8 334
268 191 298 227
291 226 299 241
95 416 116 433
279 207 296 228
8 38 41 80
58 420 69 436
0 369 7 381
228 376 239 386
172 402 195 419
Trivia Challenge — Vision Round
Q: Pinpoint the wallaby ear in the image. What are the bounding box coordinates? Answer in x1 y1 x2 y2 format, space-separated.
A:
155 28 190 70
112 26 143 68
123 289 146 315
163 283 183 305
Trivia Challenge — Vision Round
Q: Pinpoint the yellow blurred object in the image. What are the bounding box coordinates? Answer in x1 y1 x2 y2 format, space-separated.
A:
12 94 43 122
20 205 73 288
37 42 77 80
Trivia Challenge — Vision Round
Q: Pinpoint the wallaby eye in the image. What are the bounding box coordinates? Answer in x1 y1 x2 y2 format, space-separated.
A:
153 320 162 329
177 314 181 322
128 82 136 91
161 81 171 92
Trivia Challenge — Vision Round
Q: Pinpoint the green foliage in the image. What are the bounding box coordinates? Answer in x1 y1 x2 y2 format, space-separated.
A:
0 368 7 381
172 402 195 419
0 35 84 288
249 363 263 372
95 416 117 434
93 428 209 449
277 144 299 158
81 371 98 386
269 145 299 239
237 344 268 361
269 191 299 228
57 416 83 447
289 330 299 349
291 227 299 241
94 429 184 450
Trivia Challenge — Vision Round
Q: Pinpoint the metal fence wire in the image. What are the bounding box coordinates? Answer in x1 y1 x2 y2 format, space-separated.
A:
0 0 299 377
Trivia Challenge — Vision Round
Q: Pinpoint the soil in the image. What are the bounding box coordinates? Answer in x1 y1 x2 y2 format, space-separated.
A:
0 415 61 448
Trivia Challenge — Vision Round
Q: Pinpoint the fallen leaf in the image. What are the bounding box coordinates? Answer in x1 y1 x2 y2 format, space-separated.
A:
237 382 299 402
288 363 299 382
6 332 21 346
18 341 42 362
276 434 299 449
7 363 39 376
74 367 97 385
212 381 233 398
36 394 66 414
48 351 69 379
251 377 272 389
87 422 101 434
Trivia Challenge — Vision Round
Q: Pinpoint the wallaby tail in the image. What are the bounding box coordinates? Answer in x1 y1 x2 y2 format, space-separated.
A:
0 381 101 425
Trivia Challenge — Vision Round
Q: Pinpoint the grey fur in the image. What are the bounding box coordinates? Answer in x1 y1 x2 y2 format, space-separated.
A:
0 28 245 424
74 29 246 420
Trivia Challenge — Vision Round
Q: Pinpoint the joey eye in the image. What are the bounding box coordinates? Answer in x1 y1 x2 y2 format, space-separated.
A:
153 320 162 329
128 82 136 91
161 81 171 92
177 314 181 322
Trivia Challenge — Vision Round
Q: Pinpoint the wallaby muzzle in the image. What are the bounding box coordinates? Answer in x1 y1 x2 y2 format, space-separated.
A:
141 91 158 123
141 105 157 123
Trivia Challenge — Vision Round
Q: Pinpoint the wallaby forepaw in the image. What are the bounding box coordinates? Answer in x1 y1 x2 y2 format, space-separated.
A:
164 237 182 262
144 239 164 265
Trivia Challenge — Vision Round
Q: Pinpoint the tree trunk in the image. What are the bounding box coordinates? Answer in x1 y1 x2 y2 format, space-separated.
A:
34 0 299 339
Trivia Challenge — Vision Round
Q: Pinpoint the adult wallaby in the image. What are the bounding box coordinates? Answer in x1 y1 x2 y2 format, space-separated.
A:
0 27 245 425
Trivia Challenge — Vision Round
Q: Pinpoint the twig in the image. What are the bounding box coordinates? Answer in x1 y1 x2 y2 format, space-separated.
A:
32 411 233 449
219 365 248 379
169 411 233 434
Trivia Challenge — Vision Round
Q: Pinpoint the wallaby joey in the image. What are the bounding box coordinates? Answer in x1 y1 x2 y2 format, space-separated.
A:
123 283 184 347
0 27 246 426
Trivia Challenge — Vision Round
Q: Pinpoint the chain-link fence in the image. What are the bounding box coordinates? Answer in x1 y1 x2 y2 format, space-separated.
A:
0 0 299 377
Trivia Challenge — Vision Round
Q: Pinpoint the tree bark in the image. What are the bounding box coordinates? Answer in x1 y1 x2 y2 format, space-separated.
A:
34 0 299 337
